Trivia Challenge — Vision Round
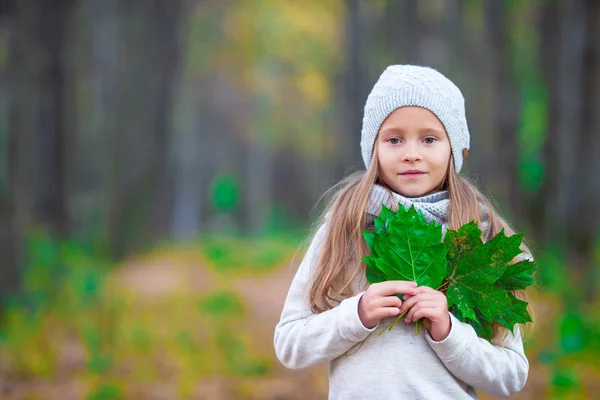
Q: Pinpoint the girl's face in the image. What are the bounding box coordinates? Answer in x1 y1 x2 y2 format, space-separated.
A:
376 106 451 198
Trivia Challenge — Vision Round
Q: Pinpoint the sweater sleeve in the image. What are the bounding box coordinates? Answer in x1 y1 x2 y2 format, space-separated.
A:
274 223 378 370
425 313 529 397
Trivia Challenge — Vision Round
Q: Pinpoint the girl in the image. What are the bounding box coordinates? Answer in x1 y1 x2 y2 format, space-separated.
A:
274 65 533 399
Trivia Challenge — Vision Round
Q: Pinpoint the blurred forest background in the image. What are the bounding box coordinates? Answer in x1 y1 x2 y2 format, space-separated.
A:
0 0 599 399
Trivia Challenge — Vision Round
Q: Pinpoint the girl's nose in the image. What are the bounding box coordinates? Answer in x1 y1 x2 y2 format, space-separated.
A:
402 143 422 162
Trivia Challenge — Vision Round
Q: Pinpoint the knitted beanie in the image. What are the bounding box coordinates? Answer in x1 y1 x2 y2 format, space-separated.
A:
360 65 470 173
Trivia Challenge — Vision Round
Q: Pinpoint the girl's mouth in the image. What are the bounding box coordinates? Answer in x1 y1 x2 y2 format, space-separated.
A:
399 172 426 177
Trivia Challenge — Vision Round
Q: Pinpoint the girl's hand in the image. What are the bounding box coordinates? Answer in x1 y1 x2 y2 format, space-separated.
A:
358 281 418 329
400 286 451 341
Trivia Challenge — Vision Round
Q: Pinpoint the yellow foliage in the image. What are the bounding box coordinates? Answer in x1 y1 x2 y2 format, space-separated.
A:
209 0 342 149
297 69 329 108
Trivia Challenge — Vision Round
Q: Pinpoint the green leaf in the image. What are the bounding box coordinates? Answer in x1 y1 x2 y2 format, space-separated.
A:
495 294 532 334
362 202 536 342
452 306 493 340
364 256 386 284
445 222 508 286
363 231 375 250
444 222 536 340
496 259 536 290
373 205 394 235
363 204 446 290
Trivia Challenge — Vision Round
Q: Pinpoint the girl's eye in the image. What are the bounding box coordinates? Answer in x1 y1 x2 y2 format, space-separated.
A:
388 138 400 144
424 137 437 144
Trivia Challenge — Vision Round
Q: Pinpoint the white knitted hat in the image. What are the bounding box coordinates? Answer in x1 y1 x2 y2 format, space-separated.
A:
360 65 470 173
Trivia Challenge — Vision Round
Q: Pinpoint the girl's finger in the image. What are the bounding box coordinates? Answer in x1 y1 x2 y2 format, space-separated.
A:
402 292 436 302
379 295 403 309
415 285 441 294
405 301 437 323
411 307 438 322
375 281 418 297
399 294 436 313
378 307 402 320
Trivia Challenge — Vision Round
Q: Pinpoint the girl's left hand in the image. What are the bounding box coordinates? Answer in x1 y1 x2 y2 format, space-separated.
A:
400 286 451 342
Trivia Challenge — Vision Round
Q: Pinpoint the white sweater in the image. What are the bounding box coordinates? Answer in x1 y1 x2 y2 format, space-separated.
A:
274 223 529 399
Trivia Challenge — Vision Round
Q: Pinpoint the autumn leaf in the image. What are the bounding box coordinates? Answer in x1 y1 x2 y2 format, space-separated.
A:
363 203 536 341
444 221 535 340
362 204 447 332
495 259 536 290
362 204 447 290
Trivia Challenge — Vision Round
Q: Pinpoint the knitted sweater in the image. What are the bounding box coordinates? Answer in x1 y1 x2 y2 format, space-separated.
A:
274 220 529 399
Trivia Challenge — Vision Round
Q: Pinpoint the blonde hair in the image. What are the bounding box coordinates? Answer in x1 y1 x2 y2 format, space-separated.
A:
305 142 535 343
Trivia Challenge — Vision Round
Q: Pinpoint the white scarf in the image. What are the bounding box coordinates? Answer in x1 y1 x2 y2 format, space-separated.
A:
367 183 450 225
366 183 491 235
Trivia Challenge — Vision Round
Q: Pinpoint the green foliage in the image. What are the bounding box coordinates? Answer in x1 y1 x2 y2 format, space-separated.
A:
198 290 246 318
535 247 570 295
531 242 600 398
264 203 304 234
445 222 534 339
363 203 536 341
559 312 587 354
508 0 548 192
210 173 240 212
86 382 124 400
537 299 600 398
0 228 282 396
213 328 270 377
201 233 300 276
0 230 114 378
362 204 446 290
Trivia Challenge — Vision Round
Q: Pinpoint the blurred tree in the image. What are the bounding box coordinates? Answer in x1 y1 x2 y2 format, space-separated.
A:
171 1 232 238
483 0 522 219
336 0 367 177
539 0 599 299
0 0 598 301
1 0 187 297
580 0 600 298
541 0 585 242
70 0 185 256
106 0 184 255
3 0 77 299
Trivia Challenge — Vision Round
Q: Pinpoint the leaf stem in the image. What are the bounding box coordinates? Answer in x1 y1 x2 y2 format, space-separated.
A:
436 281 449 292
379 309 409 336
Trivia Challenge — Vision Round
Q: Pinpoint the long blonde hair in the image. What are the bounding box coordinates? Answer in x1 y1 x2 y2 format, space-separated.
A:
306 143 535 343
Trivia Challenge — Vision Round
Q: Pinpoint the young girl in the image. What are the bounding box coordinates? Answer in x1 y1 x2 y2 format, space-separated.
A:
274 65 533 399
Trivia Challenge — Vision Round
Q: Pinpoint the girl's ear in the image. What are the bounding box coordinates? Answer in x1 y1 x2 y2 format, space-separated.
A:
463 148 469 163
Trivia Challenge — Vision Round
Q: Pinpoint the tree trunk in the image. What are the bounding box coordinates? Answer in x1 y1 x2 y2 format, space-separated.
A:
101 0 184 256
35 0 73 236
578 0 600 299
244 78 272 235
543 0 586 244
4 0 76 298
336 0 366 176
482 0 522 220
170 80 206 239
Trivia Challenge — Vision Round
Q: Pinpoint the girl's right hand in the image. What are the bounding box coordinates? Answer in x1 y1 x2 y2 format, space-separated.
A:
358 281 418 329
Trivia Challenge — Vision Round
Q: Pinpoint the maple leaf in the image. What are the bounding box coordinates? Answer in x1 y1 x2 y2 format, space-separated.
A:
444 221 535 340
363 204 447 290
495 259 536 290
362 204 536 341
362 204 447 333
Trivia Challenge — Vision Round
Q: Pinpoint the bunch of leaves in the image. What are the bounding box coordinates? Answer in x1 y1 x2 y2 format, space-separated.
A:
362 204 447 334
363 203 536 341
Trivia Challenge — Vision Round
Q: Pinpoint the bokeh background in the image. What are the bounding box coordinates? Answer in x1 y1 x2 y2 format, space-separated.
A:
0 0 599 399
